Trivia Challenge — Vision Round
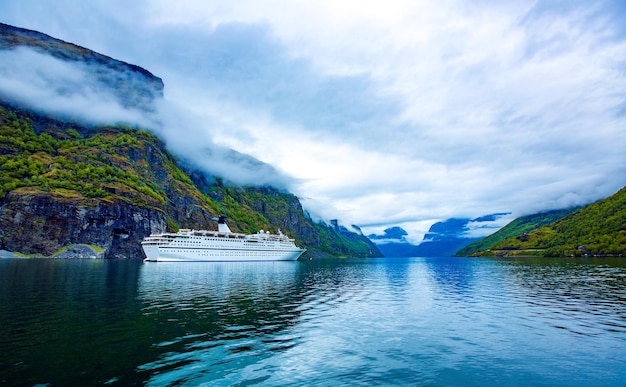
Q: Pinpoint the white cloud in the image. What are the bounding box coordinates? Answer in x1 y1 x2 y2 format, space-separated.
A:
0 48 153 126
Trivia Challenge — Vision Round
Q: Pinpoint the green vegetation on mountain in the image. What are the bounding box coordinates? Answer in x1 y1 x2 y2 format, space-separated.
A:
309 222 379 257
202 183 378 257
466 187 626 257
456 207 579 256
0 106 222 214
1 108 175 205
0 104 381 258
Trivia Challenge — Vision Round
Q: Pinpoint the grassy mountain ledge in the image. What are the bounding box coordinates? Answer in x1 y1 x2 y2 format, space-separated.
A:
0 103 381 259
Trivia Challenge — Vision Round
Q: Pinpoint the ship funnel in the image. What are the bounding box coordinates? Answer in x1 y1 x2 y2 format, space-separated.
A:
217 216 232 233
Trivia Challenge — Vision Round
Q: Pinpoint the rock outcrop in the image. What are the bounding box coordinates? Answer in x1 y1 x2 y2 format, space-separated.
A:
0 189 166 258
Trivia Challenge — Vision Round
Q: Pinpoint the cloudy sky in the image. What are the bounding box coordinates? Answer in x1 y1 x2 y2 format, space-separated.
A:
2 0 625 242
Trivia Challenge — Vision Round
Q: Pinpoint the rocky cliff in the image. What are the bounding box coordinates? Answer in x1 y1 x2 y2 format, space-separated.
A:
0 104 211 258
0 188 166 258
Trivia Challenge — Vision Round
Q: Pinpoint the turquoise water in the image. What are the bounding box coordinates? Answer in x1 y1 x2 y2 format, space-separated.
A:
1 257 625 386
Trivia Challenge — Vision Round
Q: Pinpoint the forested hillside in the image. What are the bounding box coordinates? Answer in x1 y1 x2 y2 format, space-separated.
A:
466 187 626 257
456 208 579 256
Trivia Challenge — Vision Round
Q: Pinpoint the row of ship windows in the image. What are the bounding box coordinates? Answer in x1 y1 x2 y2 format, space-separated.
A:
171 245 293 254
177 237 288 243
168 250 282 256
173 241 289 247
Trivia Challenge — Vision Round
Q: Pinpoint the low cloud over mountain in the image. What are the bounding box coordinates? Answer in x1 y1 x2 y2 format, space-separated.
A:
0 23 293 189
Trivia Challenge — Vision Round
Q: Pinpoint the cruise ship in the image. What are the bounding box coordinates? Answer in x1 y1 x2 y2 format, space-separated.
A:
141 216 306 262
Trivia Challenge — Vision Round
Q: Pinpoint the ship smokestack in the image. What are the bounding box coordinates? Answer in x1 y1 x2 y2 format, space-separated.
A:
217 216 232 233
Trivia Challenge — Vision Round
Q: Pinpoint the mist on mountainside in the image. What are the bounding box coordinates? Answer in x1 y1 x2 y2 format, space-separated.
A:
0 24 293 189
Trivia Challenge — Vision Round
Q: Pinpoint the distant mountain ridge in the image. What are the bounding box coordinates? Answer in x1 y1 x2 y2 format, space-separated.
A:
369 214 508 257
0 23 381 259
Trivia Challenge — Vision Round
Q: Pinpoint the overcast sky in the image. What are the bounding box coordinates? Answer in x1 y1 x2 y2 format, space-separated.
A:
2 0 625 242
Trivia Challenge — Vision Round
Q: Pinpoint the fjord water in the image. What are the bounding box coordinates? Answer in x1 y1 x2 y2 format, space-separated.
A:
1 257 625 386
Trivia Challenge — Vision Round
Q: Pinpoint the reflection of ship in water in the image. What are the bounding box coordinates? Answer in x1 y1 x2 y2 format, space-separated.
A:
138 260 306 335
136 261 310 383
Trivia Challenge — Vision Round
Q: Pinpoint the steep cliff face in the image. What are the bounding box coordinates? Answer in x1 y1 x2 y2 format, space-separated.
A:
0 189 166 258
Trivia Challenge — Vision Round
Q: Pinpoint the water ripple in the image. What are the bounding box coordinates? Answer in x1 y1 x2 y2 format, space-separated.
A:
2 258 626 385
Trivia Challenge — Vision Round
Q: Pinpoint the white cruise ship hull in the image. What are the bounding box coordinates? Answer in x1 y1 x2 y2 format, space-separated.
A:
143 246 304 262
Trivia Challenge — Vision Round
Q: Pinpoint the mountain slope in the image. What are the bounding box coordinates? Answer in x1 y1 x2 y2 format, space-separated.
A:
468 188 626 257
0 23 381 259
456 207 579 256
0 102 381 258
0 104 208 257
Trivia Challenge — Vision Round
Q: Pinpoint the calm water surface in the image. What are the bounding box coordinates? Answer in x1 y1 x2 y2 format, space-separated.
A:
1 257 626 386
